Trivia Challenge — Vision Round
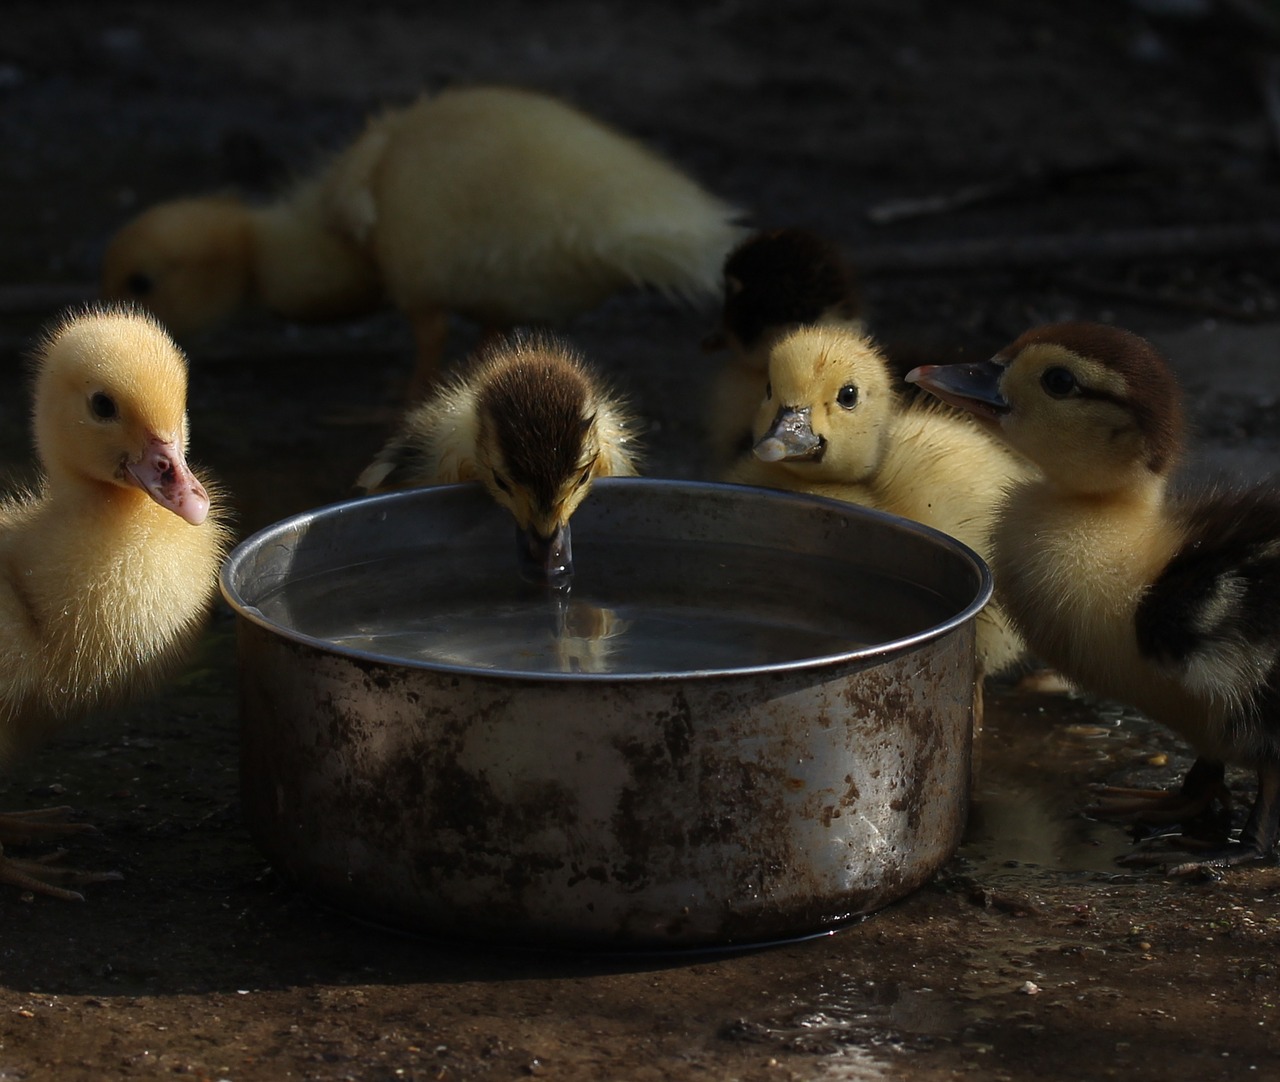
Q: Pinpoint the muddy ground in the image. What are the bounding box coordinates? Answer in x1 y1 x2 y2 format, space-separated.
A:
3 2 1280 1079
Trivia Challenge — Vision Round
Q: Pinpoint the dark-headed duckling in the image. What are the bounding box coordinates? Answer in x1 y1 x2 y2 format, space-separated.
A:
356 333 640 583
908 322 1280 872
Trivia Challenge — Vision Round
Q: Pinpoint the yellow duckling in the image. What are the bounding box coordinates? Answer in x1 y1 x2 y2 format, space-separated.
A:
908 321 1280 872
0 305 230 899
704 227 864 467
102 84 744 395
356 333 640 584
726 324 1034 678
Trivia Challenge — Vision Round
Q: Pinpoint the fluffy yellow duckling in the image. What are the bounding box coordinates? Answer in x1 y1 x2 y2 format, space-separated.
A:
726 324 1034 677
356 333 640 584
908 321 1280 872
0 305 230 899
103 84 744 395
703 227 864 467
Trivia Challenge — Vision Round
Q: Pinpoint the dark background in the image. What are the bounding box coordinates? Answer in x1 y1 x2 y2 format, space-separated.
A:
0 4 1279 1080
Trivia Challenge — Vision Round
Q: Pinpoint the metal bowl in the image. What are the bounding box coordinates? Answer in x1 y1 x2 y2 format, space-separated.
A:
221 478 989 949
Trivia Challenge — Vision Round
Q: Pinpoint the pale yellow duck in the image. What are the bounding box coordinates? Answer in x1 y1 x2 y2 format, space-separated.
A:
908 322 1280 872
0 305 230 899
356 332 640 584
726 324 1034 678
703 227 864 468
102 84 745 397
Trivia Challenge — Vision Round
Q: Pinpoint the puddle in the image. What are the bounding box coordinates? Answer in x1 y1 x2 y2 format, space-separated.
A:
963 689 1146 879
710 680 1263 1077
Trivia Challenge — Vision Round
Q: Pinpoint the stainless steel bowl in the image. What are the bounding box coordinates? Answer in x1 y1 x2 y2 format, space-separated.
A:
221 478 990 949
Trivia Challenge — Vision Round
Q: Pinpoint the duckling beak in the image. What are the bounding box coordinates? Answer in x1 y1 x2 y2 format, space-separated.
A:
124 436 210 526
905 360 1009 422
518 522 574 586
754 406 826 463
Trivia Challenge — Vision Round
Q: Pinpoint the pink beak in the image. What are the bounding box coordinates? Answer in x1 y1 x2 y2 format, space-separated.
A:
125 436 210 526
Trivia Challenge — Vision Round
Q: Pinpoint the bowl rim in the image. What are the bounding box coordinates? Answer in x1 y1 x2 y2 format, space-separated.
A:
219 477 993 683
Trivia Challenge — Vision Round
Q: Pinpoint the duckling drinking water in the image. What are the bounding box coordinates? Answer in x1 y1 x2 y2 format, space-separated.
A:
0 305 230 898
726 324 1034 678
356 333 640 584
908 321 1280 872
103 84 745 397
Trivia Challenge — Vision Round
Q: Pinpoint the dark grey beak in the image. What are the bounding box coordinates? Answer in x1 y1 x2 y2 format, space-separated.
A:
906 360 1009 421
753 406 826 463
518 522 574 586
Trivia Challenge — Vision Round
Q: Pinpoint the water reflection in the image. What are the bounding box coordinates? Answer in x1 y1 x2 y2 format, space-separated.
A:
961 687 1147 877
550 590 631 674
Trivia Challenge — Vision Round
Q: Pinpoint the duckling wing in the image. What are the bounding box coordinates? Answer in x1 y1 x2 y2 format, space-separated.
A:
355 383 481 493
593 397 642 478
1135 486 1280 715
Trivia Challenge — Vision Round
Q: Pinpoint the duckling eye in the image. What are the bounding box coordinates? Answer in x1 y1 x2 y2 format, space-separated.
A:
765 381 772 400
492 471 513 496
836 384 859 409
124 272 154 297
89 392 118 421
575 466 592 489
1041 366 1078 398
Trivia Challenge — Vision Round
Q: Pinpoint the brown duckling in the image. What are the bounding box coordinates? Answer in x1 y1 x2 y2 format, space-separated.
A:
908 321 1280 872
356 333 640 584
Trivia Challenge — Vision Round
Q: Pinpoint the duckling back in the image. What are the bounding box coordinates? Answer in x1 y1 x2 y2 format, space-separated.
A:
325 86 745 325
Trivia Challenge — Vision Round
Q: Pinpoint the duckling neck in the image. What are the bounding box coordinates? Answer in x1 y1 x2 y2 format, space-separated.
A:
249 180 384 322
995 472 1179 698
33 475 199 566
17 474 220 659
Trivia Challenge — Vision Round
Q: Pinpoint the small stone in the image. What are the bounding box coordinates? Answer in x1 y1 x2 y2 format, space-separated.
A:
1019 981 1041 996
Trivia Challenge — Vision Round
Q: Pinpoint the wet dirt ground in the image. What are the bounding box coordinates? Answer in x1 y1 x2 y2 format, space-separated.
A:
4 2 1280 1079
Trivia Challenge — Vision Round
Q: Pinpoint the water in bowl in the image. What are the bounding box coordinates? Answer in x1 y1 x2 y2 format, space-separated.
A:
256 537 951 676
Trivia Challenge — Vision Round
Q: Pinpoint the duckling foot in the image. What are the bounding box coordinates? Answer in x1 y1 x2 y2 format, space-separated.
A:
1014 667 1074 695
0 807 122 902
1165 843 1274 879
0 806 96 843
1085 757 1229 825
0 847 123 902
1118 761 1280 879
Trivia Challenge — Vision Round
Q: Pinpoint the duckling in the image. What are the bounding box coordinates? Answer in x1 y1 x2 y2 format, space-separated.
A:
355 333 640 584
103 84 744 397
725 324 1034 678
0 304 230 899
907 321 1280 872
703 227 864 467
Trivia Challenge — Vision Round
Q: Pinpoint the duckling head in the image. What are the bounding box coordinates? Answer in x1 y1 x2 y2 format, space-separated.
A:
472 337 615 584
101 196 253 339
906 322 1184 495
750 325 893 483
33 304 210 525
709 227 862 359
